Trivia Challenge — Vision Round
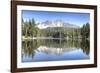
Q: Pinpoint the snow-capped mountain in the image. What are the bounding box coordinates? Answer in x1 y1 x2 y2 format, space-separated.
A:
36 20 79 29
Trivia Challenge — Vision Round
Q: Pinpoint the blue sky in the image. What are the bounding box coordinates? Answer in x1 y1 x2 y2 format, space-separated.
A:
22 10 90 27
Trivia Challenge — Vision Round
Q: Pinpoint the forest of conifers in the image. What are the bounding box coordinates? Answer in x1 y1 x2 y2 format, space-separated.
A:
22 18 90 39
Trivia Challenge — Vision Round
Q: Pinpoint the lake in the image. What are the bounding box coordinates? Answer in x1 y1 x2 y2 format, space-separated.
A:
22 39 90 62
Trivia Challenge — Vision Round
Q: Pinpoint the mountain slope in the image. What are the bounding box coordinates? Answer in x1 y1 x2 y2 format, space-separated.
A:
36 20 80 29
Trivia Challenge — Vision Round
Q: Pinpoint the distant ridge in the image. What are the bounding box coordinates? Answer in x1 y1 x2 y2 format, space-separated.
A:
36 20 80 29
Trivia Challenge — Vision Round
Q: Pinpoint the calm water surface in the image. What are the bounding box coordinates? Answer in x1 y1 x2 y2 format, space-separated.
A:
22 39 90 62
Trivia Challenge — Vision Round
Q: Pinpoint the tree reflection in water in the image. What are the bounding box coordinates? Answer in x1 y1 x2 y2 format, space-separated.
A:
81 39 90 55
22 39 90 62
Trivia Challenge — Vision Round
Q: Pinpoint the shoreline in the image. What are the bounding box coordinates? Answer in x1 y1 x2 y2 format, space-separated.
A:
22 36 83 40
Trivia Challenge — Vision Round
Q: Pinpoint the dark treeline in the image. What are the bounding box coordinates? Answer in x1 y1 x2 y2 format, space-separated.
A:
22 18 90 39
81 23 90 39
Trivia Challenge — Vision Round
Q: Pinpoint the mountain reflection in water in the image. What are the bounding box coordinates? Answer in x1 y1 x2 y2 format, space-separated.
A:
22 39 90 62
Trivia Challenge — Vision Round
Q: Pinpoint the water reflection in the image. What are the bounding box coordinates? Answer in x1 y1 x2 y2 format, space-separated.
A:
22 39 90 62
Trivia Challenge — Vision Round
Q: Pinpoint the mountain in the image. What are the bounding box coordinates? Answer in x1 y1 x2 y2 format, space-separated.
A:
36 20 80 29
